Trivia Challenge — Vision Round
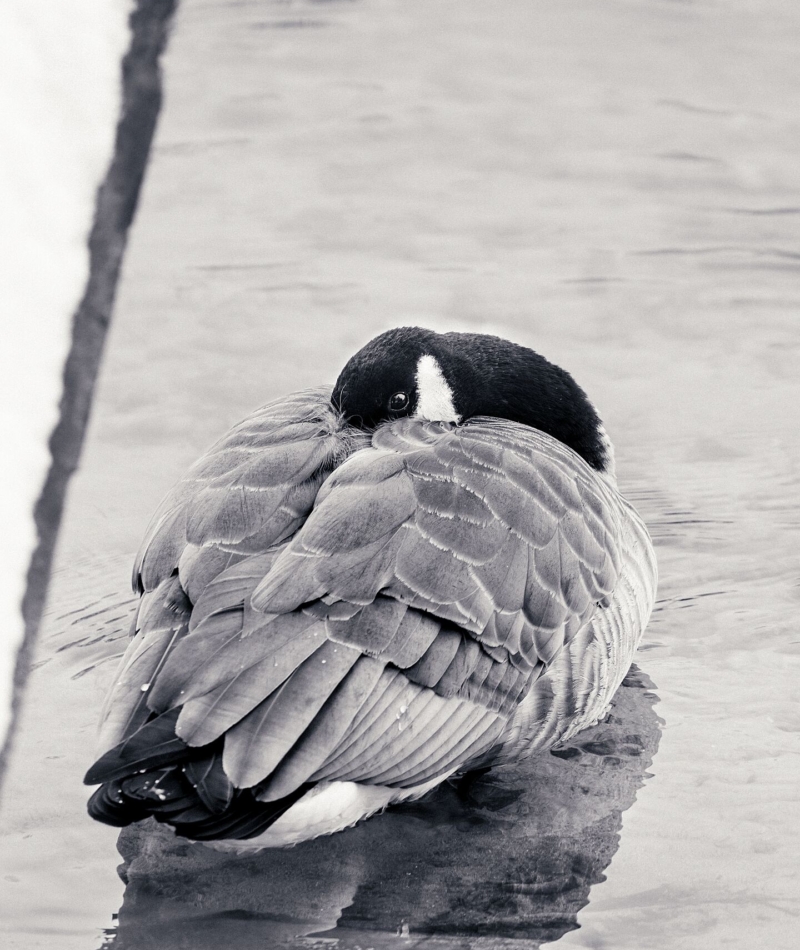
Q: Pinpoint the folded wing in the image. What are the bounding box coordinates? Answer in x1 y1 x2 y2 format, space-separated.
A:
133 387 368 595
94 388 368 759
254 416 622 676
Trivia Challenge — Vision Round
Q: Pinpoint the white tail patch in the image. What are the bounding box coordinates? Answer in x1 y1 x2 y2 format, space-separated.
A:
414 354 460 423
203 775 454 851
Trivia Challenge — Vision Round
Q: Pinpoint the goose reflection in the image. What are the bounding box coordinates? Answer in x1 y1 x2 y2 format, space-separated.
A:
104 666 660 949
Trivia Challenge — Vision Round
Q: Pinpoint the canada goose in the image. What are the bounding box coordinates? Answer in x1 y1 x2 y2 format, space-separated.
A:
85 328 656 849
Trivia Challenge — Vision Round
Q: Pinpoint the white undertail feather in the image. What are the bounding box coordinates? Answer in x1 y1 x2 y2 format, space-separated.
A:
414 354 461 423
204 774 456 852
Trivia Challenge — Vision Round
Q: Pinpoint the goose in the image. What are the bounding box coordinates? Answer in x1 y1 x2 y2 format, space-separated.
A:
85 327 657 849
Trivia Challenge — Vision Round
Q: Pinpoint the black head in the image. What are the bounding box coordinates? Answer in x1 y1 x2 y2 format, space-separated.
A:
331 327 452 429
332 327 613 473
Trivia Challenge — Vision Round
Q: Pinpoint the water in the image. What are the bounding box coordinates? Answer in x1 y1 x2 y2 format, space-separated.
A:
2 0 799 947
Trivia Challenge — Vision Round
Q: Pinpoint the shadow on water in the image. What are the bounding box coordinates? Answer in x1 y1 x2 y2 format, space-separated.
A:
102 666 661 950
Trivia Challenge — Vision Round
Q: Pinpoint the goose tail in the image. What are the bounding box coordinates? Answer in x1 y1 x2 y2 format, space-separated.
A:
85 715 313 841
87 761 312 841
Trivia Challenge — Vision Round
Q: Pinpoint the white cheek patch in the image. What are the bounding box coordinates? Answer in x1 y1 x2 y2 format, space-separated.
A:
414 354 461 423
586 395 616 479
595 421 616 479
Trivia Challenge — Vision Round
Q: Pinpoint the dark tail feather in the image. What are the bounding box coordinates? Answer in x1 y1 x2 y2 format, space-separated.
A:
171 782 311 841
183 748 234 814
84 708 187 785
87 780 150 827
87 756 312 841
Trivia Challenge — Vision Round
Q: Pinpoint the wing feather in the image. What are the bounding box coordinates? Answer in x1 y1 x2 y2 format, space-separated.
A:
375 608 443 668
322 596 408 655
222 639 361 788
411 471 494 524
361 700 481 784
310 677 424 780
254 655 386 801
316 687 438 782
403 627 463 687
188 550 281 632
254 417 622 678
173 626 324 747
86 708 186 784
183 750 234 814
336 668 403 743
177 545 247 604
133 387 368 594
337 696 462 783
392 713 505 786
95 577 190 756
414 506 508 564
436 636 484 696
296 470 415 554
394 532 479 603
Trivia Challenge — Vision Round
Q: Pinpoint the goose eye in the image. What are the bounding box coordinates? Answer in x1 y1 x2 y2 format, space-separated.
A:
388 391 409 412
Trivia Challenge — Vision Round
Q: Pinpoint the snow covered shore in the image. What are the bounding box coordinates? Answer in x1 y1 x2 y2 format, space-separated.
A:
0 1 131 758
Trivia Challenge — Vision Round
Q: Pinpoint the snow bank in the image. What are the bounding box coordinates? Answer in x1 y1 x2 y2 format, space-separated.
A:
0 0 132 754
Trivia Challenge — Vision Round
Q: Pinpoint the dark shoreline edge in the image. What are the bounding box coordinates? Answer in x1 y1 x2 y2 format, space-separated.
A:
0 0 179 792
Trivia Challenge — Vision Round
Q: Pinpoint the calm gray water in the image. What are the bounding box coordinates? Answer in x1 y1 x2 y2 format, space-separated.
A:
2 1 799 947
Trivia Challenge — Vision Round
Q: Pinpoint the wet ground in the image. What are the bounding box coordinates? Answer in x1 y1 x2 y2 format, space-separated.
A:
2 0 799 947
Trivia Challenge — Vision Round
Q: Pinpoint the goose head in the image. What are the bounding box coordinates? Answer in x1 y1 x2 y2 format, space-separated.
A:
332 327 614 474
